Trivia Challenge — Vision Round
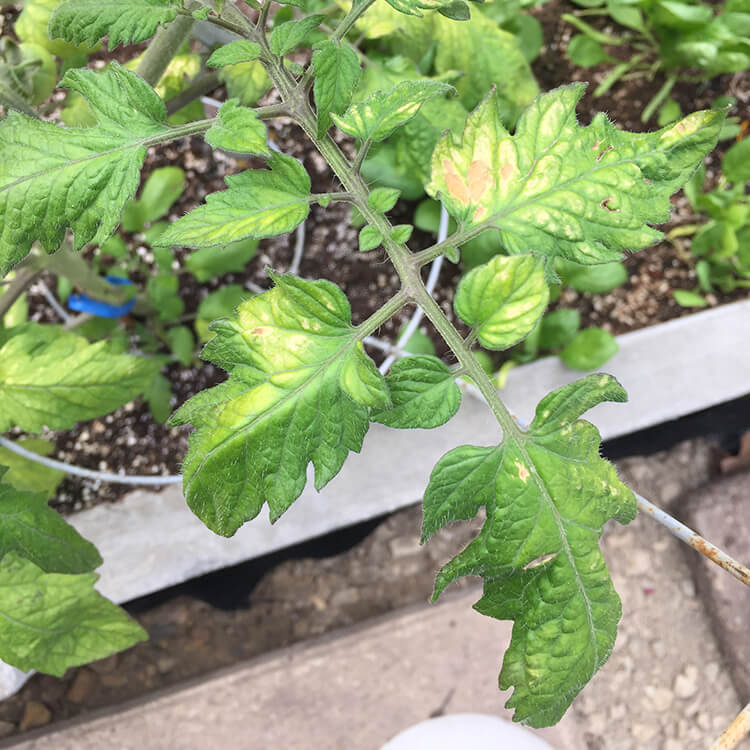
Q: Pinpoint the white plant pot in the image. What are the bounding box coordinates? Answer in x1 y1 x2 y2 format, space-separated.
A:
381 714 556 750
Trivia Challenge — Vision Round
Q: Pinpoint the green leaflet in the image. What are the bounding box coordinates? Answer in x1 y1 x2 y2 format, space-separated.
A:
313 40 361 136
331 80 455 142
269 15 325 56
170 272 389 536
422 374 637 727
372 355 461 429
368 187 401 213
454 255 549 350
0 469 101 574
359 225 383 252
561 328 619 370
0 63 179 274
0 552 146 676
48 0 181 49
383 0 469 17
205 99 271 155
0 323 158 432
428 10 538 114
156 153 311 248
207 41 261 68
428 84 725 265
0 438 64 500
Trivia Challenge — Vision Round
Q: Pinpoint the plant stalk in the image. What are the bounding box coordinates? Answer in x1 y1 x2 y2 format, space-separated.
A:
0 266 41 319
137 13 197 87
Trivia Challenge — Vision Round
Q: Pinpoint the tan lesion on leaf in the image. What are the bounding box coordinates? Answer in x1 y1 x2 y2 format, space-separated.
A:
514 460 530 483
251 327 271 336
442 158 471 205
467 160 491 201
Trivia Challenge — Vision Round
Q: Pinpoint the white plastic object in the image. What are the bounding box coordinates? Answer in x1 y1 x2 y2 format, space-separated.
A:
380 714 557 750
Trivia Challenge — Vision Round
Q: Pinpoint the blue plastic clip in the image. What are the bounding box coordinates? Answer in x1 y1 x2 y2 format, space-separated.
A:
67 276 137 318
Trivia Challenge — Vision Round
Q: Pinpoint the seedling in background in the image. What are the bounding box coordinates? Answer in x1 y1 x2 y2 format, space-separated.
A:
564 0 750 122
669 131 750 306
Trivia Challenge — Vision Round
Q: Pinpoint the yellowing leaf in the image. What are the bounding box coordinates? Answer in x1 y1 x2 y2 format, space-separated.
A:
428 84 725 265
423 375 636 727
156 153 311 248
454 255 549 350
205 99 271 155
171 273 388 536
0 553 146 676
331 80 455 142
0 323 158 432
0 64 185 273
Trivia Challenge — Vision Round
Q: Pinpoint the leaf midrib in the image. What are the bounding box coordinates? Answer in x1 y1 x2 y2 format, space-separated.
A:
471 131 689 241
512 431 600 674
187 331 360 491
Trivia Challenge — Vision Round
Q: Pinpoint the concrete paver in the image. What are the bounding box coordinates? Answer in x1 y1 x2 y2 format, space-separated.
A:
684 471 750 703
5 591 584 750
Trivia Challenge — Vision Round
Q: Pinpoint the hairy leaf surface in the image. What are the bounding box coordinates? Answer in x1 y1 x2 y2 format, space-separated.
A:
0 324 158 432
205 99 270 155
207 41 261 67
423 375 637 726
171 273 388 536
269 15 325 56
0 63 177 273
313 40 361 136
0 553 146 676
0 470 101 574
331 80 455 142
372 356 461 429
156 153 311 248
454 255 549 350
428 84 725 265
383 0 469 17
49 0 181 49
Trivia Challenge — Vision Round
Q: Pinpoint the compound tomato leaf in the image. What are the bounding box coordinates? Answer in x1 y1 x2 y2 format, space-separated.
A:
156 153 311 248
428 84 725 265
312 40 361 136
0 324 158 433
423 374 636 727
205 99 271 156
0 63 176 274
0 470 102 574
170 272 388 536
372 355 461 429
48 0 181 49
0 553 146 676
331 80 455 142
454 255 549 350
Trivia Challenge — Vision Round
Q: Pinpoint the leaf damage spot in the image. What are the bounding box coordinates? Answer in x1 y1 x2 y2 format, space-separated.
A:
442 158 471 205
600 197 619 213
523 552 558 570
514 460 530 483
251 326 271 336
